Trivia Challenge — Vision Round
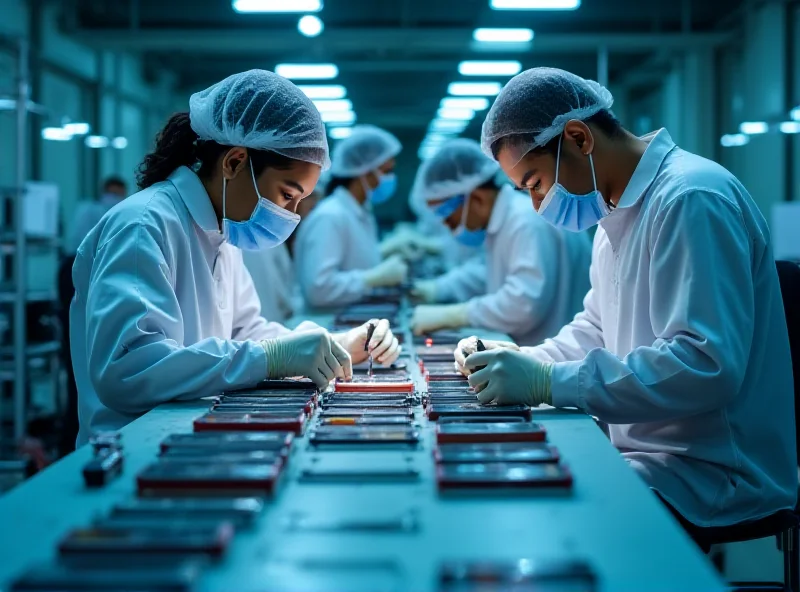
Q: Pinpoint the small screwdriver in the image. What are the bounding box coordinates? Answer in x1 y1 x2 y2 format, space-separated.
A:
366 322 376 378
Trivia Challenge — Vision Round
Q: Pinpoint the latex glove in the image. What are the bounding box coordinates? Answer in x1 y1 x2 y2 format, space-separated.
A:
465 348 553 407
411 303 469 336
262 329 352 390
410 280 438 304
414 235 443 255
380 233 421 260
453 336 520 377
332 318 402 366
363 255 408 288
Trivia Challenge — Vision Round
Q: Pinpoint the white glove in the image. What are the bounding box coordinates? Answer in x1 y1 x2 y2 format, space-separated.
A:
262 329 352 390
410 280 438 304
411 303 469 336
453 335 520 377
332 318 402 366
379 233 421 260
363 255 408 288
465 348 553 407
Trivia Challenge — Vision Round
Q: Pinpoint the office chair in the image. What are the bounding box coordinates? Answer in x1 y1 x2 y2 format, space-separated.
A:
702 261 800 592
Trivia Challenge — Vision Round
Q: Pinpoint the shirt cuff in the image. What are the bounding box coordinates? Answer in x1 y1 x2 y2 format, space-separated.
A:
551 360 583 409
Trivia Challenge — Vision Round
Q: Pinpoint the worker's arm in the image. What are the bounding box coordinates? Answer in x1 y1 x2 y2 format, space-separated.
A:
230 248 292 341
465 222 557 336
550 192 754 424
296 211 369 307
84 223 267 415
433 255 488 302
520 235 604 363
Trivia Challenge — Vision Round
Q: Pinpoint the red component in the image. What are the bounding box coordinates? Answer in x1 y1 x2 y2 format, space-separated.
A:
425 338 433 347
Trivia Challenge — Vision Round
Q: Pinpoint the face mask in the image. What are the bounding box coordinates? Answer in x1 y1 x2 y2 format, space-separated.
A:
537 135 610 232
453 193 486 247
221 160 301 251
100 192 124 204
366 171 397 205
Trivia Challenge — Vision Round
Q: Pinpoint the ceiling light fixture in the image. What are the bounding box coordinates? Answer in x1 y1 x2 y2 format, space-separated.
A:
329 127 353 140
297 85 347 99
298 15 324 37
490 0 580 9
448 82 503 96
458 61 522 76
321 110 356 124
275 63 338 80
720 133 750 147
739 121 769 135
233 0 322 13
85 135 109 148
779 122 800 134
437 107 475 120
440 97 490 110
41 127 72 141
473 28 534 42
313 99 353 112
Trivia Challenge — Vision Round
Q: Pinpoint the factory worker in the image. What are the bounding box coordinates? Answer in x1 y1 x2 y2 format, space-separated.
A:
455 67 796 541
71 70 401 445
294 125 408 308
66 176 128 256
409 139 591 346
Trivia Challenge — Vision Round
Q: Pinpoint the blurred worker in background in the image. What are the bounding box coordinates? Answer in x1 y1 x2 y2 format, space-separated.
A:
456 67 796 544
242 181 325 324
409 138 591 345
70 70 400 446
57 175 128 455
294 125 409 308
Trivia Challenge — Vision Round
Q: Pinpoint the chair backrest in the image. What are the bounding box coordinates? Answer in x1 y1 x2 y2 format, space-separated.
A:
776 260 800 464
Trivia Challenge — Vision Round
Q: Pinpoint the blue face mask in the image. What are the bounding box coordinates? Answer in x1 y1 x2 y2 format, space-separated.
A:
222 160 301 251
432 194 465 220
367 172 397 205
453 193 486 247
537 135 610 232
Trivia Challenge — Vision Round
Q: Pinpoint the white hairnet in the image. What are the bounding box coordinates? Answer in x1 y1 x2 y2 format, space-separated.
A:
480 67 614 165
189 69 330 169
411 138 500 206
329 125 402 177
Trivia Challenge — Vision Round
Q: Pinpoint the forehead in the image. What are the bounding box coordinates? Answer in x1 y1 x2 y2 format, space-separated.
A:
497 148 554 183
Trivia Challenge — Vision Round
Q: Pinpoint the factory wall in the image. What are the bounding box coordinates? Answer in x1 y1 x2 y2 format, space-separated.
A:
0 0 178 290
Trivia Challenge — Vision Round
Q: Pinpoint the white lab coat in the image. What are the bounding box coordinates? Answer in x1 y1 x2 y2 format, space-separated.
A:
71 166 303 445
433 186 592 346
242 243 298 324
66 194 124 255
526 129 797 526
294 186 381 308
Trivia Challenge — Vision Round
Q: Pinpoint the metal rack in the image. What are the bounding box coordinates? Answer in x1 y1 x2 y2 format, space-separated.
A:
0 35 61 459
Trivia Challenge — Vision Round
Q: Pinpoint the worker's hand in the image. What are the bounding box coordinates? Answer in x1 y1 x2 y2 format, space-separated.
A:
410 280 438 304
379 233 422 261
453 336 520 377
262 329 352 390
411 303 469 336
414 235 443 255
363 255 408 288
465 349 553 407
332 318 401 366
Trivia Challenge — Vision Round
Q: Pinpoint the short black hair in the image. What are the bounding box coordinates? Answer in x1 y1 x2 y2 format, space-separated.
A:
102 176 127 191
491 109 624 160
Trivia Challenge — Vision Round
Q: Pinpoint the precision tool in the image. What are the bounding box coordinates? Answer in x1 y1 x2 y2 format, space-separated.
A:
366 322 376 377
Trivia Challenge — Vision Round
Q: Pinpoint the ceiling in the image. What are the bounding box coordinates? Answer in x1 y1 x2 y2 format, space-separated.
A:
64 0 744 157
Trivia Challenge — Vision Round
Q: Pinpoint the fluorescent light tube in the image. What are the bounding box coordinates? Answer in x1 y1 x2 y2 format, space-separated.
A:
458 61 522 76
275 63 338 80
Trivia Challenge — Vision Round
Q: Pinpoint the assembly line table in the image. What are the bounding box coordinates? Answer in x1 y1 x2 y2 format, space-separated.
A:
0 325 726 592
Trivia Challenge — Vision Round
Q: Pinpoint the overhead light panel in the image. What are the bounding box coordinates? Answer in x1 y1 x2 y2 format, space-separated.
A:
329 127 353 140
425 133 454 145
720 133 750 147
490 0 580 9
418 145 441 160
791 107 800 121
111 137 128 149
321 111 356 124
85 135 109 148
430 119 469 132
437 107 475 120
448 82 503 96
275 63 338 80
41 127 72 141
233 0 322 13
441 97 490 111
779 121 800 134
473 28 534 43
298 85 347 99
458 61 522 76
63 122 90 135
298 15 324 37
739 121 768 135
313 99 353 112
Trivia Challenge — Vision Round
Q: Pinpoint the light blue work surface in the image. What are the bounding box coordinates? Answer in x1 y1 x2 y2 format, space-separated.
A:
0 322 726 591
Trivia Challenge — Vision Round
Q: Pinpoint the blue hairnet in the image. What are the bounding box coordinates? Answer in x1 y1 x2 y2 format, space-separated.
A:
481 67 614 165
411 139 500 206
329 125 402 177
189 69 330 169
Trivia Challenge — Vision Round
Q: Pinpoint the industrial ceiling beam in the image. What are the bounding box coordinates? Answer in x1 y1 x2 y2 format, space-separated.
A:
65 27 735 54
